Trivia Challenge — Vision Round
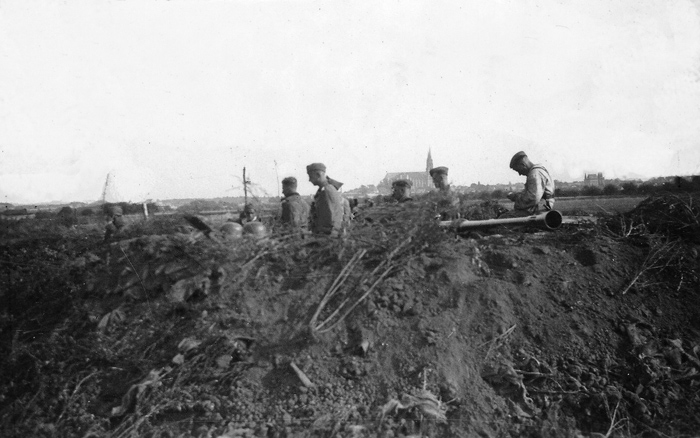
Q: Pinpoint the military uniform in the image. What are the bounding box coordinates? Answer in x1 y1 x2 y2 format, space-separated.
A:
430 188 460 220
310 184 344 235
104 205 125 240
307 163 344 236
506 152 555 217
512 164 554 214
235 203 262 225
236 212 260 225
342 197 353 223
281 192 310 230
327 176 354 230
428 167 460 220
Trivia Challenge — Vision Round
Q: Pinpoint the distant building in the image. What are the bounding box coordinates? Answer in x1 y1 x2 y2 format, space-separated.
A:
378 149 435 194
584 172 605 187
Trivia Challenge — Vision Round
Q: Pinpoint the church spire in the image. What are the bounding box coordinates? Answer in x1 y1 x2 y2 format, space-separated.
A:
426 148 433 172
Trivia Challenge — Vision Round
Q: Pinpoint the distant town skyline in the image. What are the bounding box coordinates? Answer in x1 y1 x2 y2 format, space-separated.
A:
2 0 699 204
2 169 677 208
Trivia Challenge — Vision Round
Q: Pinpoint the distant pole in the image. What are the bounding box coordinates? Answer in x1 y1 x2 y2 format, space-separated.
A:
274 160 280 198
243 167 249 205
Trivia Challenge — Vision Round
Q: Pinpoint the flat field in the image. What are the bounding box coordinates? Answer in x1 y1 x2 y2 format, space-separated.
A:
463 195 647 215
550 196 647 214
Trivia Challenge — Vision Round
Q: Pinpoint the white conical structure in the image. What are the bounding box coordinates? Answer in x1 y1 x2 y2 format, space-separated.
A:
101 172 123 204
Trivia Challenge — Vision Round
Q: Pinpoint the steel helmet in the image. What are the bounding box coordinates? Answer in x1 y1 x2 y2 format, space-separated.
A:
220 222 243 239
243 222 267 238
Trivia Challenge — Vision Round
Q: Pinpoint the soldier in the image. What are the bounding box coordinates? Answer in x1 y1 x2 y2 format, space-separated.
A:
429 166 451 192
428 166 460 220
104 204 125 241
503 151 555 217
280 176 310 231
327 177 354 225
391 179 413 203
237 203 260 225
307 162 344 236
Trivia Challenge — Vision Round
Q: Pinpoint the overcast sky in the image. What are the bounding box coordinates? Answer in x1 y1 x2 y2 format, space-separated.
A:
1 0 699 204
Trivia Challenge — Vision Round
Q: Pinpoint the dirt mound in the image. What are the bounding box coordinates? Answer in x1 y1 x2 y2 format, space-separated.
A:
2 201 700 437
610 194 700 243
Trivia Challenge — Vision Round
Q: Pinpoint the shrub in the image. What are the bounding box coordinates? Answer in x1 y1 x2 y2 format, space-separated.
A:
638 183 656 194
621 182 638 195
581 186 603 197
555 187 580 198
35 211 55 220
602 184 620 196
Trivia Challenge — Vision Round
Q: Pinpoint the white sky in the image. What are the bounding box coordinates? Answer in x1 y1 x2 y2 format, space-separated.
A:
1 0 699 204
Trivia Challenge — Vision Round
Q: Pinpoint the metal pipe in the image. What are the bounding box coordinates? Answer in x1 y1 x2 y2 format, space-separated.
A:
440 210 563 231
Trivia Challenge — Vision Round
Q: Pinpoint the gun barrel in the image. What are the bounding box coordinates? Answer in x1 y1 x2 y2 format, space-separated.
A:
441 210 563 231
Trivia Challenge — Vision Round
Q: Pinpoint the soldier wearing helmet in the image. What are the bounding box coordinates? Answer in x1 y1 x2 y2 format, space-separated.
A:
280 177 310 231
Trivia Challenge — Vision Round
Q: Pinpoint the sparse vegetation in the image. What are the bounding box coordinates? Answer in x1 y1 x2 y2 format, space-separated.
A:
1 194 699 437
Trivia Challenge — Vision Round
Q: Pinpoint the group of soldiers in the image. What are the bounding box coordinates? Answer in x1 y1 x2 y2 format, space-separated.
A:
271 150 554 236
104 150 554 240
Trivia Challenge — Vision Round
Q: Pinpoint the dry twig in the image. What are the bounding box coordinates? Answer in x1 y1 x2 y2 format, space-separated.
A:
620 240 679 295
481 324 516 361
56 371 99 425
309 249 367 330
602 401 624 438
316 264 395 333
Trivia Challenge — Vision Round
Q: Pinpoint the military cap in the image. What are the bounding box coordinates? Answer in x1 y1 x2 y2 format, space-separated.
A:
392 179 412 188
281 176 297 186
429 166 449 177
109 205 123 216
306 163 327 173
509 151 527 169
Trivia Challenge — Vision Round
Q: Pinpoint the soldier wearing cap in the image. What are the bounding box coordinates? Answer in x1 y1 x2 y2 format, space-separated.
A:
503 151 555 217
307 163 344 236
391 179 413 203
428 166 460 220
104 204 125 241
280 176 310 231
429 166 451 192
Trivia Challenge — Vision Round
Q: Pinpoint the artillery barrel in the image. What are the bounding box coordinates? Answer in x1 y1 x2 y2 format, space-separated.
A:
440 210 563 231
